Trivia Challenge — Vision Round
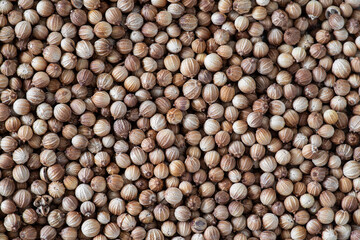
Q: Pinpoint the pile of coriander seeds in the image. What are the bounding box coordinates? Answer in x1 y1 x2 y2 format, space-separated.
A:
1 0 360 239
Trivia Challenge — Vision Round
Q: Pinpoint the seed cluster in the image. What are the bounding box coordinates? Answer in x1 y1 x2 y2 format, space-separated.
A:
1 0 360 239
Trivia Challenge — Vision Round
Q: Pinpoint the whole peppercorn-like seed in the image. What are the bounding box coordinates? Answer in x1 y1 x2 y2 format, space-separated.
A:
233 0 252 14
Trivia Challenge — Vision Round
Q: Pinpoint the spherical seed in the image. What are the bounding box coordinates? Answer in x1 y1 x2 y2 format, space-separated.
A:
164 187 183 205
81 219 101 238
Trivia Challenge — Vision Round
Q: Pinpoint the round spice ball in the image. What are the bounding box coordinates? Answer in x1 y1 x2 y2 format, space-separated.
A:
81 219 101 237
204 53 223 72
164 187 183 205
229 183 247 200
180 58 200 78
343 161 360 179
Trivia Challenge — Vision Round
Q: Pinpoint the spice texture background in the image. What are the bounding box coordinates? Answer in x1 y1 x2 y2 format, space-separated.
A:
1 0 360 239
